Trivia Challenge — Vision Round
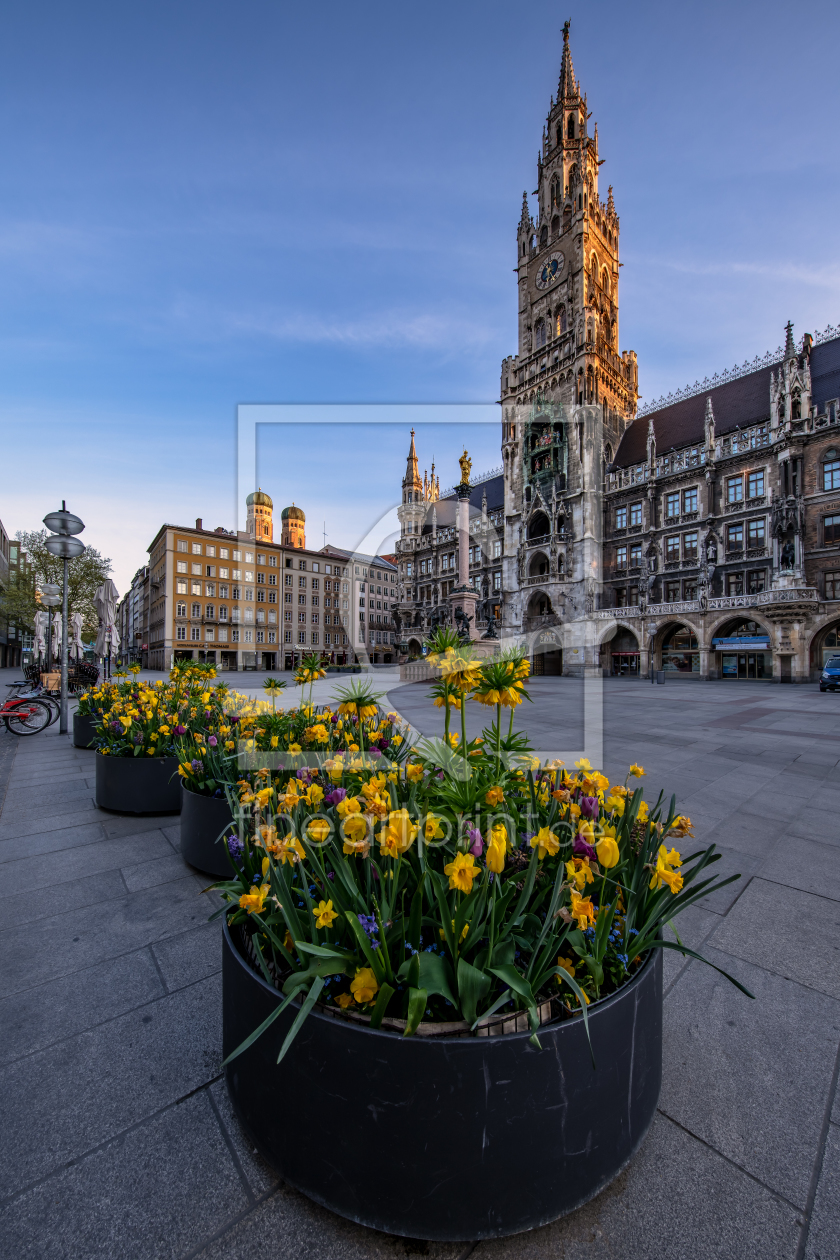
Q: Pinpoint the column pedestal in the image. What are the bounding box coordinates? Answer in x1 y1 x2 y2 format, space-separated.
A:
448 482 481 641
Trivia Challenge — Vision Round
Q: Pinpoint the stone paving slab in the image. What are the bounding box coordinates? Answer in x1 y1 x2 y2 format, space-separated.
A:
1 678 839 1257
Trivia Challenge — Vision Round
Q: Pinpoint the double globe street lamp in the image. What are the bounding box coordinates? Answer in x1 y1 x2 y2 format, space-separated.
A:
43 503 86 735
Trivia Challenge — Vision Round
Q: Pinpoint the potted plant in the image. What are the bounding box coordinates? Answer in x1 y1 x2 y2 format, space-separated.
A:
93 662 217 814
215 644 752 1238
73 683 112 748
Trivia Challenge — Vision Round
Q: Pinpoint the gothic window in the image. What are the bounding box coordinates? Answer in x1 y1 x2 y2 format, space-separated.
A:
556 305 567 334
557 126 563 147
540 225 548 248
567 114 575 139
551 178 560 206
535 318 547 348
551 215 559 237
791 390 801 420
602 269 610 294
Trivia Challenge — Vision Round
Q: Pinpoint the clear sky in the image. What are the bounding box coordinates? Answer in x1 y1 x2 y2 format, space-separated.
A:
1 0 838 593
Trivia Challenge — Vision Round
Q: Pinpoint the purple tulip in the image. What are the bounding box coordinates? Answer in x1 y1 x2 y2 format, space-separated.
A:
230 715 240 725
573 835 596 860
467 826 483 857
208 735 218 747
325 788 347 806
330 713 339 724
174 724 186 736
580 795 599 820
368 747 381 759
380 738 391 749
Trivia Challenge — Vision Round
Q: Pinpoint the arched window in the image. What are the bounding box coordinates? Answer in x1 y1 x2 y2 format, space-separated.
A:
567 114 575 139
605 443 613 465
551 214 559 237
602 269 610 295
791 390 801 420
535 318 547 349
556 305 567 335
540 224 548 248
551 178 560 207
528 511 550 541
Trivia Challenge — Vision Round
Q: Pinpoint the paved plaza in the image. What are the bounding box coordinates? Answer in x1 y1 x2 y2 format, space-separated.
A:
0 667 838 1259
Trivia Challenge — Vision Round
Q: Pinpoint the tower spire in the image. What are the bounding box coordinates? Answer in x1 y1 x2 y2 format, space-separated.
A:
558 20 577 100
784 321 796 359
402 428 423 497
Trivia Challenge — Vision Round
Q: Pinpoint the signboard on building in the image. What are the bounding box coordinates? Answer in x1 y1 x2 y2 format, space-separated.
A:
712 636 770 650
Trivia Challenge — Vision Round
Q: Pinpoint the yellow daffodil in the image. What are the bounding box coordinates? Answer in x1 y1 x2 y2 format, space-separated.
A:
669 815 693 837
336 991 354 1010
423 813 446 841
569 891 596 930
530 826 561 859
556 955 576 979
405 763 424 784
350 967 379 1005
486 824 507 873
336 795 362 819
629 764 645 778
485 785 505 806
378 809 418 859
574 757 592 772
341 814 371 856
312 899 339 929
443 851 479 893
565 857 595 891
649 845 683 894
239 884 270 916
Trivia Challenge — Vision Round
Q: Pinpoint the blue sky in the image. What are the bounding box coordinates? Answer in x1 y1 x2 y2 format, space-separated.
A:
1 0 838 592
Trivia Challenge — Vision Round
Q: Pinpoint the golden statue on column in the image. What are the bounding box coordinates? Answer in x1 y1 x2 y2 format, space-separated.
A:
458 449 472 485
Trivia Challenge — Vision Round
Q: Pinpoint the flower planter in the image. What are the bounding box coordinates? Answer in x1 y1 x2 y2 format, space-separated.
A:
73 713 98 749
180 782 234 877
94 753 181 814
222 922 662 1241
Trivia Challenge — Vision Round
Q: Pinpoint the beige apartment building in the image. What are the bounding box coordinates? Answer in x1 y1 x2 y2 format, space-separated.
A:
145 492 396 671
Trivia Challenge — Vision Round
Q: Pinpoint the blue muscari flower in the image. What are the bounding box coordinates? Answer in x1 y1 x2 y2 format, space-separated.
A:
617 953 628 969
629 928 639 936
252 872 261 883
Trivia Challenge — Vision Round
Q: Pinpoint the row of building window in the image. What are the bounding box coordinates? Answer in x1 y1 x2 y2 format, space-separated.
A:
616 514 840 571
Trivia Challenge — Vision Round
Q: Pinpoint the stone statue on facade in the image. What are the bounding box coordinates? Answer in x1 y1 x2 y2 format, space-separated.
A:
454 606 473 643
780 538 796 570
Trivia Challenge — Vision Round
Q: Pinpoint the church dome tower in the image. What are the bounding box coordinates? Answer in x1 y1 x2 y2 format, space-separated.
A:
281 503 306 549
246 488 274 541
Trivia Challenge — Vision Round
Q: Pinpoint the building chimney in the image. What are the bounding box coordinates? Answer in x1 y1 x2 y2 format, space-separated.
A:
195 518 202 530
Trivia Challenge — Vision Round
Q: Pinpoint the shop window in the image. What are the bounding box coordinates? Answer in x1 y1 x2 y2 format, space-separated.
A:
661 626 699 673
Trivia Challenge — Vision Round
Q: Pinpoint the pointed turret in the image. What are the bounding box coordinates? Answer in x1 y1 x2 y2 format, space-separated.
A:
402 429 423 501
784 321 796 359
558 20 577 100
519 191 532 233
607 185 616 217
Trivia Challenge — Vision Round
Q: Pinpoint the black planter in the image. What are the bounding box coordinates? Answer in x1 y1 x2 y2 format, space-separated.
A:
180 783 235 877
222 922 662 1240
73 713 98 749
94 753 181 814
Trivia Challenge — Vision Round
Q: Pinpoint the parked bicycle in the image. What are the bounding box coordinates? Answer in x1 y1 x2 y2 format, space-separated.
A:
1 692 53 735
4 682 60 726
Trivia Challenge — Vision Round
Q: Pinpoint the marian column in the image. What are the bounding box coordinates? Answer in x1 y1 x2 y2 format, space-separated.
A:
448 449 480 640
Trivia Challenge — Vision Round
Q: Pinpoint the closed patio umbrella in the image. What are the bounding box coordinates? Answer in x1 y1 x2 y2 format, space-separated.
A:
51 611 62 657
70 612 85 661
94 580 120 657
33 610 48 662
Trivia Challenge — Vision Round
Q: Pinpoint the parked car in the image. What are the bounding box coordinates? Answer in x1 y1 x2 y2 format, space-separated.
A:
820 655 840 692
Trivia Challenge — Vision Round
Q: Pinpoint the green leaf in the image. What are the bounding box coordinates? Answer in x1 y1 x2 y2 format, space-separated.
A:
343 909 385 982
294 941 355 961
276 976 326 1064
417 951 458 1006
457 958 491 1024
488 964 535 1008
471 987 512 1031
407 884 423 952
368 982 396 1029
641 940 756 998
281 958 345 994
221 987 299 1067
403 987 428 1037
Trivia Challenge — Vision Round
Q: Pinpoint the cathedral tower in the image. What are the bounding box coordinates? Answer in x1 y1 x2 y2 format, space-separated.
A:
246 488 274 542
281 504 306 549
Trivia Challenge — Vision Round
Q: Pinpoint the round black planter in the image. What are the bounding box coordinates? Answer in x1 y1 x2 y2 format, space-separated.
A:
94 753 181 814
222 922 662 1240
180 783 234 877
73 713 98 749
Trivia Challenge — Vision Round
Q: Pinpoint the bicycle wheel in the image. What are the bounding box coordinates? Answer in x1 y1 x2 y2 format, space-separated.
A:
4 701 52 735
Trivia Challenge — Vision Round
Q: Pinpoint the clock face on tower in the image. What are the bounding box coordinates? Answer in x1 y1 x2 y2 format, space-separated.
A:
535 251 565 290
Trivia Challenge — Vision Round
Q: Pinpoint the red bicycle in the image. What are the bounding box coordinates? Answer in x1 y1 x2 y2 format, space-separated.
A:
1 693 53 735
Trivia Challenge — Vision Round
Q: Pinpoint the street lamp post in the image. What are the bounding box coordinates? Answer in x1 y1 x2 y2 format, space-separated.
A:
44 503 86 735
